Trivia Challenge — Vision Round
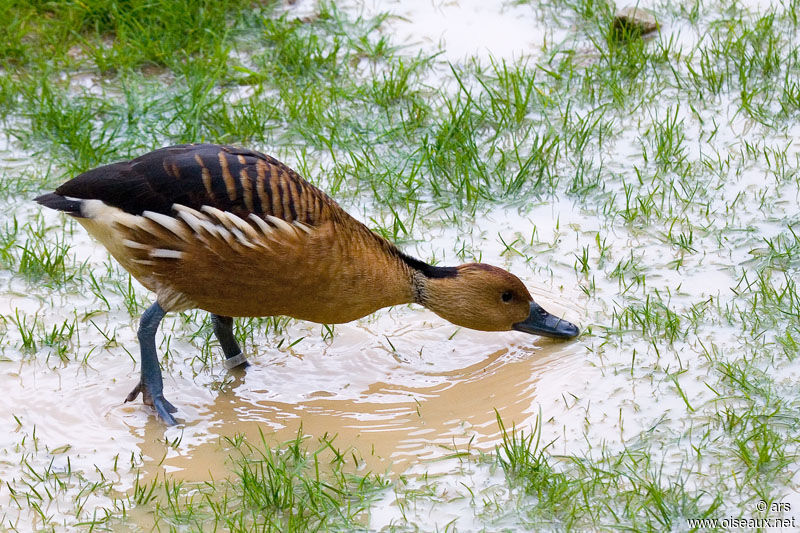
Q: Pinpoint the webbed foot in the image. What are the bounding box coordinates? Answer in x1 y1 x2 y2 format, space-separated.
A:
125 381 178 425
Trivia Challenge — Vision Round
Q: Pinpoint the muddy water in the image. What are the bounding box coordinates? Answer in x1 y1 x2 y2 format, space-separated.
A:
162 299 583 474
0 269 584 486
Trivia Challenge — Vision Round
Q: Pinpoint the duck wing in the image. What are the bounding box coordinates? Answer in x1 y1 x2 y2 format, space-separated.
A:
36 144 366 315
37 143 336 226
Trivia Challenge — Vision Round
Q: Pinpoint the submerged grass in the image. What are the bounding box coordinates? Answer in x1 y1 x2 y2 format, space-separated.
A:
120 430 388 531
2 0 800 530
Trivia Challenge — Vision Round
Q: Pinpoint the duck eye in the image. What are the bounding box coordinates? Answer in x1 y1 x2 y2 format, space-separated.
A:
501 291 513 303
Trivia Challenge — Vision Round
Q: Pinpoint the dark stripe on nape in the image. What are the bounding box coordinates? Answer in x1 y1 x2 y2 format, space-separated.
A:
399 253 458 278
55 159 175 216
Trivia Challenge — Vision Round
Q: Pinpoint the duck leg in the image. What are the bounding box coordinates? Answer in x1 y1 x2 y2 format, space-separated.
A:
212 314 249 369
125 302 178 425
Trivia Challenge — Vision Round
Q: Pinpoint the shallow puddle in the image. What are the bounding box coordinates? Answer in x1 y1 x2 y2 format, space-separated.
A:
0 278 585 480
167 301 583 473
0 268 590 533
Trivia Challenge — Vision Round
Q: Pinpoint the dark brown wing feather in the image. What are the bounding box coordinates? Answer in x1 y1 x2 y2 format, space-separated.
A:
50 144 335 226
36 143 452 284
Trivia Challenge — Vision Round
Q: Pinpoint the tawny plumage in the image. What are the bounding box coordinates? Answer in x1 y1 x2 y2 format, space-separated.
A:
36 144 579 425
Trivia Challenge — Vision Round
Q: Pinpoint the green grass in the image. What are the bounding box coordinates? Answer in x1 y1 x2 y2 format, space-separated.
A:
2 0 800 530
495 414 724 530
118 430 388 531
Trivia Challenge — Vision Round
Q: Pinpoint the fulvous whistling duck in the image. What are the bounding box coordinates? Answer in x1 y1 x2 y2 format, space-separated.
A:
36 144 579 425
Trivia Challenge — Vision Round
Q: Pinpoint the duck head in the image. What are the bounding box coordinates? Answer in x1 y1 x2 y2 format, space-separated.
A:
417 263 579 339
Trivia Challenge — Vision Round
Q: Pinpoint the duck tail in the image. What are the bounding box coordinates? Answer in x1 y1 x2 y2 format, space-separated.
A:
34 193 85 217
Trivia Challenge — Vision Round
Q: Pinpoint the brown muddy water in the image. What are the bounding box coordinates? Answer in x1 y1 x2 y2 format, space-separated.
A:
1 264 584 480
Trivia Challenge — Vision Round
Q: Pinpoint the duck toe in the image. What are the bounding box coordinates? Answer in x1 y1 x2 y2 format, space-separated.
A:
125 381 179 424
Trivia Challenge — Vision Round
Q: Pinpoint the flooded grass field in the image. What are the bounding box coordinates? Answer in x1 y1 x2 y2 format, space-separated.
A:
2 0 800 530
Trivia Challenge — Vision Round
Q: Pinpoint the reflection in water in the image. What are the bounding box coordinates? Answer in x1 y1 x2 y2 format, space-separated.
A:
132 295 585 483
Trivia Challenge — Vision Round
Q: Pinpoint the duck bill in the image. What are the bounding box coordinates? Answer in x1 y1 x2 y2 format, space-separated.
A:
513 302 579 339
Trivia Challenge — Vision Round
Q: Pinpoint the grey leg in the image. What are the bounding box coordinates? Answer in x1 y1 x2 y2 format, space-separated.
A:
212 314 249 369
125 302 178 425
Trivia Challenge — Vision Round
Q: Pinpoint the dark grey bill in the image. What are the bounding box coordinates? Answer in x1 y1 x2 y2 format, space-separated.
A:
512 301 579 339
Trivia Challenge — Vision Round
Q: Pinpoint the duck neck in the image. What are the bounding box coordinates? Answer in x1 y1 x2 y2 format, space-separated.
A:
400 254 459 307
357 221 458 309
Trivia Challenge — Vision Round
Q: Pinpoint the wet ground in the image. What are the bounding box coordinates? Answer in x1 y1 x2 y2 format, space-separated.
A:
2 0 799 530
2 280 583 478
